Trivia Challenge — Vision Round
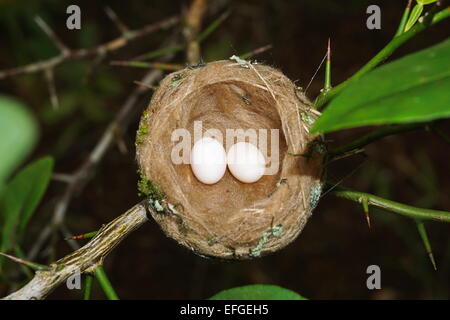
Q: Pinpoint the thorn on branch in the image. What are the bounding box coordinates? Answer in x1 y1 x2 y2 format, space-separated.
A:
104 6 130 36
133 80 158 91
360 196 371 228
64 231 98 241
324 38 332 92
415 220 438 271
240 44 273 60
0 252 49 271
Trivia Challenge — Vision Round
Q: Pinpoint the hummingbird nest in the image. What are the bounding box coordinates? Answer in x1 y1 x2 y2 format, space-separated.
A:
136 59 325 259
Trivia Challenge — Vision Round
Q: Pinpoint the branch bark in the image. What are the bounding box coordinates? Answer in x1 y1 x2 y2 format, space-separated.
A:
2 202 148 300
183 0 208 64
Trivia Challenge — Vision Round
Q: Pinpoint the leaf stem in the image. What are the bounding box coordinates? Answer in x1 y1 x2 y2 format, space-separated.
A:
315 6 450 109
331 186 450 223
95 266 119 300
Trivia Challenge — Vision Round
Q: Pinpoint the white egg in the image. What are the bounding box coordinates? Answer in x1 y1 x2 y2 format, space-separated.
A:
227 142 266 183
190 137 227 184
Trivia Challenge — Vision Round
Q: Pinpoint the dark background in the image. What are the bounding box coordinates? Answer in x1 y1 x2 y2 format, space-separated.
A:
0 0 449 299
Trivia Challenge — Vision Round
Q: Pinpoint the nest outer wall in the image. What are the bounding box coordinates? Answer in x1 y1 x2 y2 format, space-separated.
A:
136 59 325 260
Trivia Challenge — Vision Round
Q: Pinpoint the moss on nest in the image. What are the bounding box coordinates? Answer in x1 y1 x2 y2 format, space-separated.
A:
137 170 165 200
135 111 150 146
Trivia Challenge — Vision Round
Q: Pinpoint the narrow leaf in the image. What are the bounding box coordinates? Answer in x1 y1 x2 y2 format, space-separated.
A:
311 38 450 134
1 156 54 251
416 0 438 5
405 4 424 31
210 284 307 300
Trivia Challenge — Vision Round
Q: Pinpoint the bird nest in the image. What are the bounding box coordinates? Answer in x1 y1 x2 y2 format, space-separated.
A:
136 59 325 259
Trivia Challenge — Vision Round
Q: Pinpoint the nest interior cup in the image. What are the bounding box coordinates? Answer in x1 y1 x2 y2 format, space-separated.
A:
136 60 324 259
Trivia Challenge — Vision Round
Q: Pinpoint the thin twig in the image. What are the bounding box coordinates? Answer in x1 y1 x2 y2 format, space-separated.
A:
0 15 179 80
27 31 179 261
27 64 169 261
131 9 229 62
183 0 208 64
34 16 70 55
2 203 148 300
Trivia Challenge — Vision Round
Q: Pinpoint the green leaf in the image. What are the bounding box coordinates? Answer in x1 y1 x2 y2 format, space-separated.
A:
311 38 450 134
416 0 438 5
0 95 38 186
1 157 54 251
209 284 307 300
405 4 423 32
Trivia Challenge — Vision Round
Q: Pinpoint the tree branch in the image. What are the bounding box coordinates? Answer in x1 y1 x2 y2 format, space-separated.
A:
0 15 178 80
2 202 148 300
183 0 208 64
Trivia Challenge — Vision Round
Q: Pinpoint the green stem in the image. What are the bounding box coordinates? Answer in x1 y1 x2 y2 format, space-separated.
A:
395 0 413 36
331 186 450 223
95 266 119 300
328 122 424 158
315 6 450 108
83 274 94 300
